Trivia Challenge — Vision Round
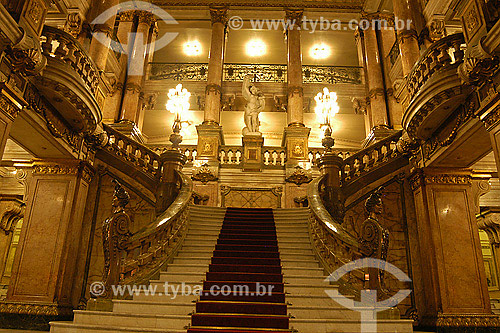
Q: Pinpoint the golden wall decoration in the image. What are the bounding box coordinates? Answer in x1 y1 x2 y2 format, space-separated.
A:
220 186 282 208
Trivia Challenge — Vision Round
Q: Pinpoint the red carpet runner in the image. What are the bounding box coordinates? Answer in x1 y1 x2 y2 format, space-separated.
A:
188 207 290 333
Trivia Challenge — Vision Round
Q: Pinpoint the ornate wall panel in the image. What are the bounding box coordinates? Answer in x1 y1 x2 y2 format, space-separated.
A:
343 177 416 319
220 186 282 208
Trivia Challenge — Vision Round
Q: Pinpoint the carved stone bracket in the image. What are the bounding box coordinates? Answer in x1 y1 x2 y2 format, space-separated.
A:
0 195 24 235
191 163 218 184
285 166 312 186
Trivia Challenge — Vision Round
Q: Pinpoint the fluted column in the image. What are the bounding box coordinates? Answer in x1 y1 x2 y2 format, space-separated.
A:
361 17 389 129
88 0 119 71
203 6 227 126
392 0 421 76
120 11 155 130
286 8 304 127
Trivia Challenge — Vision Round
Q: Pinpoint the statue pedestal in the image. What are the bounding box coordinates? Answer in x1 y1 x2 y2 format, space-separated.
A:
242 133 264 172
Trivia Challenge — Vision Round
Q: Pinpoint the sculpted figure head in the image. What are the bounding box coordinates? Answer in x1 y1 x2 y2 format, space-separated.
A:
365 186 384 218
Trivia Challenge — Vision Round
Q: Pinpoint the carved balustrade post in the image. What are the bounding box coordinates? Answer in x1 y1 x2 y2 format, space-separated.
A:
156 150 187 215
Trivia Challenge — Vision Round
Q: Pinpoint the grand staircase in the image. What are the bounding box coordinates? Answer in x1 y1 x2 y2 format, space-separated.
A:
50 205 413 333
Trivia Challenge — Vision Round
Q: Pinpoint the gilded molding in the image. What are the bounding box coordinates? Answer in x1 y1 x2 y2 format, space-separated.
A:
483 106 500 131
437 314 500 327
0 93 22 121
0 301 73 316
360 12 395 28
118 10 136 22
410 171 472 191
209 6 228 25
32 161 94 183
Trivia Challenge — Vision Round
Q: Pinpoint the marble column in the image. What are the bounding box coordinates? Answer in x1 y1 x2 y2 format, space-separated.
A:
283 8 310 166
409 168 493 328
6 160 94 314
286 8 304 127
0 83 26 160
120 11 155 132
101 11 135 124
354 29 373 136
378 17 404 129
361 15 389 129
203 6 227 126
88 0 119 72
392 0 421 76
196 6 227 164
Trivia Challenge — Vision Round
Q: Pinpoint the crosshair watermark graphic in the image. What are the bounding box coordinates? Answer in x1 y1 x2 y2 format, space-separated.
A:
91 1 179 75
324 258 412 332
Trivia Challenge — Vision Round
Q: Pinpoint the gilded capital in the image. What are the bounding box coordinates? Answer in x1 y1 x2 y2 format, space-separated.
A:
285 8 304 24
209 6 228 25
137 11 156 25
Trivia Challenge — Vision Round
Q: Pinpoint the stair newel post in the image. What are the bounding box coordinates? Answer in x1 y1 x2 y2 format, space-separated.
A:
317 151 345 224
155 149 187 216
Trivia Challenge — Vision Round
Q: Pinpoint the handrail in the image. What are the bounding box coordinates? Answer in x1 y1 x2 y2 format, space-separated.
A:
120 171 193 284
307 176 364 293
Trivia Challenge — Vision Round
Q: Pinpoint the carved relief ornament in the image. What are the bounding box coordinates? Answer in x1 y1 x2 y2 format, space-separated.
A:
191 164 218 184
285 166 312 186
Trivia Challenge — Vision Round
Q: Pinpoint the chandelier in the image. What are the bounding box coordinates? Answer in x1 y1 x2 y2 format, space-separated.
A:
314 87 339 150
166 84 191 148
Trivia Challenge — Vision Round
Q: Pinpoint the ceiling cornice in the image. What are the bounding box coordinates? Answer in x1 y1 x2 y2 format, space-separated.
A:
152 0 363 11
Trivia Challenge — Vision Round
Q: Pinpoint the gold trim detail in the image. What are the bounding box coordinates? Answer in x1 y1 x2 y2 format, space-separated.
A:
285 166 312 186
0 301 73 316
209 6 228 25
437 314 500 327
191 164 218 184
410 171 472 191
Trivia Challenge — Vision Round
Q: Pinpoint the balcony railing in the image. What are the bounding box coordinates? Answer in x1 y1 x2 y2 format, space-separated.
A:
41 26 100 95
148 63 363 85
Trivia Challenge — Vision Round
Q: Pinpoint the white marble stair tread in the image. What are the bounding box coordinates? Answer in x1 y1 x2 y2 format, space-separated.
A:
50 321 186 333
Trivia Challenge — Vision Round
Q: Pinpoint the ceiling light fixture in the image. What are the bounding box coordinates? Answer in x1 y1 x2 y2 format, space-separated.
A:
310 43 331 59
183 41 202 56
246 39 267 57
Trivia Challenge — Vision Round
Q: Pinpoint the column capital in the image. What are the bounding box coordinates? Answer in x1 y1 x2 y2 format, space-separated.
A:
136 11 156 25
0 83 27 121
360 11 395 28
209 6 228 26
284 8 304 24
477 208 500 246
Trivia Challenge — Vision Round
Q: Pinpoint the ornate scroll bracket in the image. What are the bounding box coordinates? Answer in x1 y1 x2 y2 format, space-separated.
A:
0 196 25 235
191 163 218 184
286 166 312 186
458 38 500 85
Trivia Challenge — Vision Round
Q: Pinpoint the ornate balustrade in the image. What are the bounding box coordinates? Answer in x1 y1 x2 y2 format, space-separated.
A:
103 171 193 289
220 146 243 166
150 145 198 164
406 33 465 99
308 148 357 166
148 63 363 85
36 26 102 133
263 148 286 167
307 176 365 293
401 33 469 140
99 124 162 189
341 131 405 196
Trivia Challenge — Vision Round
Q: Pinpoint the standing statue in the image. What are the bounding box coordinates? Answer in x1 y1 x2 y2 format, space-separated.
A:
242 74 265 135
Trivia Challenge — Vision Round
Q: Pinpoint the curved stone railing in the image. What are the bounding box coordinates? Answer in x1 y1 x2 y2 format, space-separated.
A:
41 26 100 95
406 33 464 100
307 176 365 292
341 131 405 196
103 171 192 290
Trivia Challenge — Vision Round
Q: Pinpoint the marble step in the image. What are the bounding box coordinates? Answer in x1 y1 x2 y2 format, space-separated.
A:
288 306 361 320
172 257 319 268
72 311 190 330
289 318 414 332
50 322 185 333
287 294 354 308
113 300 194 315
